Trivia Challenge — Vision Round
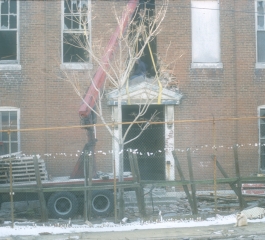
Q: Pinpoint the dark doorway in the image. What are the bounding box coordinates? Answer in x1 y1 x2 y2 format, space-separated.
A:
122 105 165 180
132 0 157 77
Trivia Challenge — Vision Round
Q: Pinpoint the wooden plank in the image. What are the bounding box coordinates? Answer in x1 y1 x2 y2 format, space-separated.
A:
9 172 47 178
172 150 194 214
211 155 247 208
0 157 48 183
88 152 93 219
187 148 198 215
33 156 48 222
9 175 48 183
233 145 247 209
5 169 47 174
0 158 45 163
128 151 146 218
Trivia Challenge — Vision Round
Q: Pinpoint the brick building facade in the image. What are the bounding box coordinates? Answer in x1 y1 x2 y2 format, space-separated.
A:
0 0 265 181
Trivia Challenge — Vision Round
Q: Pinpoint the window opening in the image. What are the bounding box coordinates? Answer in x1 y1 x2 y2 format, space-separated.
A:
0 109 20 155
0 0 17 62
63 0 90 63
131 0 157 77
257 1 265 62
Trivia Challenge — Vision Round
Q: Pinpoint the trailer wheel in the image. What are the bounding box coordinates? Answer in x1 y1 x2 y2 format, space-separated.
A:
91 190 114 216
47 192 78 219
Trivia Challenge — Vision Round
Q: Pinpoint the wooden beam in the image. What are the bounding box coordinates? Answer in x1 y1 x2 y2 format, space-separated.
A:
211 155 247 208
233 145 247 209
187 148 198 215
33 156 48 222
172 150 194 214
128 151 146 218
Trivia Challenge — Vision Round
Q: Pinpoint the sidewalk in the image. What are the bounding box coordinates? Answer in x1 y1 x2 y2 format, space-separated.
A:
1 222 265 240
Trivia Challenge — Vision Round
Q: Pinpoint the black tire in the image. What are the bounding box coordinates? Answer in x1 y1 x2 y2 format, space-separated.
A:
47 192 79 219
91 190 114 216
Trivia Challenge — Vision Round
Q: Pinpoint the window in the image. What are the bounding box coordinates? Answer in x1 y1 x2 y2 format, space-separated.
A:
0 107 20 155
256 1 265 66
0 0 18 64
191 1 222 68
259 106 265 170
62 0 91 65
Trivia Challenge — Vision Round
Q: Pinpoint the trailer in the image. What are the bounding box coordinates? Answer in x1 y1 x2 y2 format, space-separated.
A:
0 155 134 219
0 0 140 220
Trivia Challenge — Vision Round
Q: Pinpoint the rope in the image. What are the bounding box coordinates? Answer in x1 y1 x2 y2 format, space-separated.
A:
0 116 263 133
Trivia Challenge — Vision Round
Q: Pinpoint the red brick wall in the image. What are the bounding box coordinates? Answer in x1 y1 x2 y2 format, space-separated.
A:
0 0 264 179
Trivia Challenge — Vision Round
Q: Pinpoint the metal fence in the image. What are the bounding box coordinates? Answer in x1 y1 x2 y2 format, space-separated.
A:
0 116 265 226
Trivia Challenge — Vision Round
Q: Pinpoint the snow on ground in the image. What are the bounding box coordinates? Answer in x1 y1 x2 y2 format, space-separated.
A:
1 215 265 237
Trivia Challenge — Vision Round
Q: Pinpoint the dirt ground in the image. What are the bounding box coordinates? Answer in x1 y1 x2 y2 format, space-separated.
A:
1 222 265 240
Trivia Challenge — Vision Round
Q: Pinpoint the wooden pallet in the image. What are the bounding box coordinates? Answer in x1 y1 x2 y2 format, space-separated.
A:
0 157 48 184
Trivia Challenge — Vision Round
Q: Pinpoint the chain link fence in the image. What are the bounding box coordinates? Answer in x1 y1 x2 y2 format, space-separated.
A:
0 116 265 225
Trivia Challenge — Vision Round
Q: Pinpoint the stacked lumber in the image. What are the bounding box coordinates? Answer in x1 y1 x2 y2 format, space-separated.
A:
0 156 48 184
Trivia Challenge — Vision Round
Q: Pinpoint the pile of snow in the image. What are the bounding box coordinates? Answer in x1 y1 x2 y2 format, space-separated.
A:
1 214 265 237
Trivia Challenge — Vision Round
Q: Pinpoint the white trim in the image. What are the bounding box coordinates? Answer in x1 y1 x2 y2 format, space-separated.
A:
112 106 120 176
191 62 223 69
111 104 176 181
165 105 175 181
60 63 93 70
0 64 21 70
256 62 265 69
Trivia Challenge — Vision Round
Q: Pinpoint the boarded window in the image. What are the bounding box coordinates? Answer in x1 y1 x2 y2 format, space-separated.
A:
257 1 265 62
0 0 17 62
63 0 90 63
191 1 221 63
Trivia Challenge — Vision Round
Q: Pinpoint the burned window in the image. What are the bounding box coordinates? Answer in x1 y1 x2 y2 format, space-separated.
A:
0 0 17 62
257 1 265 62
0 108 20 155
63 0 90 63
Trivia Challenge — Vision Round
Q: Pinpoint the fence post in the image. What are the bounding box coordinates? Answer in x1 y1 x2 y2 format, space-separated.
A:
33 155 48 222
84 151 92 221
172 150 194 215
233 145 245 210
88 151 93 218
8 130 14 228
128 151 146 218
187 148 198 215
210 155 247 208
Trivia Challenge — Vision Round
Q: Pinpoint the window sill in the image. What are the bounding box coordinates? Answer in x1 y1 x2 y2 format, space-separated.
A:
60 63 93 70
0 64 21 71
256 63 265 69
191 63 223 69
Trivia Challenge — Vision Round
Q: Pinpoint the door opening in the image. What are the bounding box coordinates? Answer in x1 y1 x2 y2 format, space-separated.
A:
122 104 165 180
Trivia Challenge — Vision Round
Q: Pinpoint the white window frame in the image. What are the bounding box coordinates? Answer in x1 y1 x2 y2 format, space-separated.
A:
256 1 265 68
0 107 20 156
60 0 92 70
0 0 21 71
191 0 223 69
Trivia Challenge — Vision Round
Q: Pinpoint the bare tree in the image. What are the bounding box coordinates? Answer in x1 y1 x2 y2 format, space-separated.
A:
60 0 170 219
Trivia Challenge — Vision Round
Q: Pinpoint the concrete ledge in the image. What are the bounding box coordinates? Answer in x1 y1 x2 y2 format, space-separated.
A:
191 62 223 69
0 64 21 71
60 63 93 70
256 63 265 69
